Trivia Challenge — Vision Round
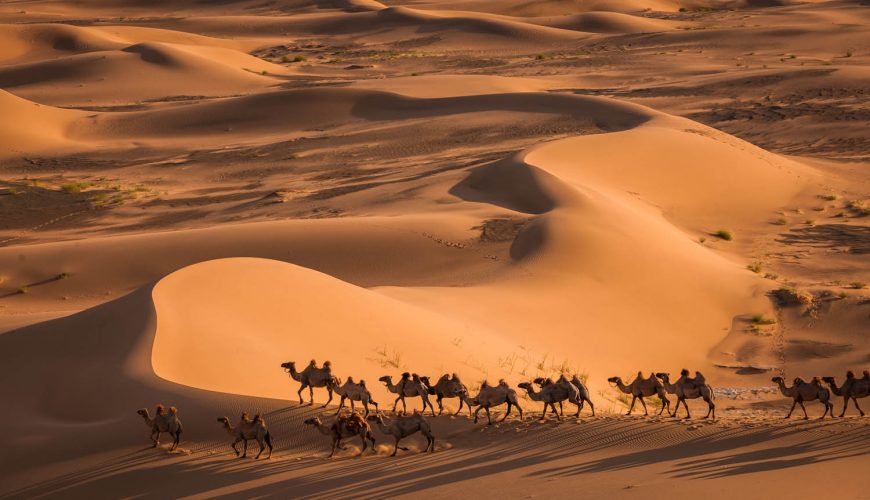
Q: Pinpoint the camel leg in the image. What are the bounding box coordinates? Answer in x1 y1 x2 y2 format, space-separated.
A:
337 396 346 415
401 396 407 414
242 439 249 458
329 436 341 458
798 400 808 420
486 406 493 425
367 431 376 451
853 397 865 417
587 398 595 416
297 384 306 405
682 399 692 419
350 399 356 412
437 395 444 416
454 398 463 417
358 434 367 456
392 436 401 457
173 430 181 451
502 402 513 422
539 402 548 421
627 395 637 415
574 402 582 418
473 405 483 424
516 402 524 420
423 395 435 417
308 385 315 406
425 430 435 453
704 396 715 419
324 387 334 408
392 395 401 413
638 397 649 416
658 396 669 415
255 438 265 459
785 400 797 418
558 401 564 417
839 396 849 418
150 431 159 447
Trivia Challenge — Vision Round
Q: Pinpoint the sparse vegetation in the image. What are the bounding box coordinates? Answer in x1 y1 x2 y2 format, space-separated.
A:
850 282 866 289
747 263 762 273
773 218 787 225
292 55 307 62
751 314 776 325
17 286 28 294
699 236 707 243
819 194 838 201
56 272 69 280
713 229 733 241
61 182 92 193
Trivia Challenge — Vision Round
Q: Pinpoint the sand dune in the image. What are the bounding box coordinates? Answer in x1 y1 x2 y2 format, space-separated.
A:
1 0 867 497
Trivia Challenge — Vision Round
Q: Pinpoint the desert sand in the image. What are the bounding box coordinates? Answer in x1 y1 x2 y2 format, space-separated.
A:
0 0 868 498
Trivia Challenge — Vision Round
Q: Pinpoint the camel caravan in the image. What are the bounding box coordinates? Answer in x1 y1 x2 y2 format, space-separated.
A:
136 363 869 459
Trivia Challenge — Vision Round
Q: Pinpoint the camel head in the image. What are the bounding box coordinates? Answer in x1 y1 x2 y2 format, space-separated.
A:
378 375 392 384
607 376 622 385
366 413 385 424
821 376 836 384
217 416 229 425
680 368 690 377
771 376 784 384
303 417 321 426
654 372 669 380
136 408 149 418
280 361 295 371
517 382 532 390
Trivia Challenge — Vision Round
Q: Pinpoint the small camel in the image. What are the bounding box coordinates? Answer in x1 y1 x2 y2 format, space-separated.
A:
136 404 182 451
656 370 716 419
518 380 578 420
281 359 340 407
822 371 870 417
379 373 436 416
420 374 473 416
772 376 833 419
367 412 435 457
468 379 524 425
336 377 379 416
217 412 274 459
608 372 670 416
303 412 375 458
533 375 595 417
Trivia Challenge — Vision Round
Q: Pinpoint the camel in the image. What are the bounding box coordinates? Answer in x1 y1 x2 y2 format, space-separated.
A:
517 380 579 420
367 412 435 457
378 373 436 416
217 413 274 459
303 412 375 458
280 359 340 407
467 379 524 425
336 377 379 416
822 371 870 417
419 373 472 416
136 404 182 451
771 376 833 419
533 375 595 416
655 370 715 419
607 372 670 416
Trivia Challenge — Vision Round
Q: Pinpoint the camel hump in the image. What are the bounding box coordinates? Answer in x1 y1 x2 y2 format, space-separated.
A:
498 379 508 387
846 370 855 378
452 373 461 382
346 376 355 384
169 406 178 415
253 413 263 422
864 370 870 379
156 404 166 414
359 379 366 387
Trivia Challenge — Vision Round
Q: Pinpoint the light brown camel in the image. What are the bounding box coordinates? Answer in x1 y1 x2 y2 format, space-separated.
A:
136 404 182 451
303 412 375 458
419 373 473 416
217 412 273 459
367 412 435 457
378 372 435 416
771 376 833 419
517 380 578 420
607 372 670 416
280 359 340 407
655 370 716 419
822 371 870 417
336 377 379 416
467 379 524 425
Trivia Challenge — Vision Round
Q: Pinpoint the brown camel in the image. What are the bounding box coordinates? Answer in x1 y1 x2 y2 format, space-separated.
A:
136 404 182 451
217 412 273 459
367 412 435 457
821 371 869 417
281 359 340 406
656 370 716 419
420 374 473 416
379 372 436 416
336 377 379 417
467 379 524 425
608 372 670 416
772 376 833 419
303 412 375 458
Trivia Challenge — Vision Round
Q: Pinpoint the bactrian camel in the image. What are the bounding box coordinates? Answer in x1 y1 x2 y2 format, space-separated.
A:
518 380 578 420
608 372 670 416
281 359 340 406
468 380 524 425
303 412 375 458
822 371 870 417
217 412 274 459
420 374 473 416
772 376 833 419
656 370 716 419
136 404 182 451
367 412 435 457
336 376 379 416
533 375 595 417
379 373 436 416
